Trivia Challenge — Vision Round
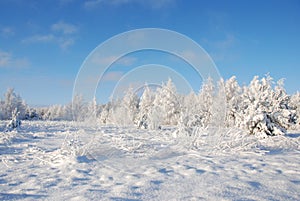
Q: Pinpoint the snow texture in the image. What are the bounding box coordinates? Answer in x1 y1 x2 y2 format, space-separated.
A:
0 121 299 200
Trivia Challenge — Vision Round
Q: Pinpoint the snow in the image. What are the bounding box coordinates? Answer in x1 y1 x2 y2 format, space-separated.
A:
0 121 300 200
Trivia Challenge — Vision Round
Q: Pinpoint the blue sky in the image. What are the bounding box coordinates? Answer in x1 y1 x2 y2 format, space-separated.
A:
0 0 299 105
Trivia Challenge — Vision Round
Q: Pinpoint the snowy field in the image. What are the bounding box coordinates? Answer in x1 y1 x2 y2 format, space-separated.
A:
0 121 300 200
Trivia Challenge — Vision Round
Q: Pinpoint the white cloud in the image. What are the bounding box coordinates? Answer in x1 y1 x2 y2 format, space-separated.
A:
58 38 75 50
59 0 75 6
22 34 55 43
117 56 137 66
91 55 137 66
147 0 174 9
0 49 30 69
84 0 103 8
181 50 197 62
92 55 118 65
214 34 236 49
84 0 174 9
51 21 78 35
0 50 11 66
1 27 15 37
22 21 78 50
101 71 124 81
202 34 238 62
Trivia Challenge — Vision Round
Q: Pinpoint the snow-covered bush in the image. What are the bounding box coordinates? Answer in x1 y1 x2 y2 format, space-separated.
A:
24 107 40 120
6 108 21 131
238 76 296 136
61 130 89 157
290 92 300 128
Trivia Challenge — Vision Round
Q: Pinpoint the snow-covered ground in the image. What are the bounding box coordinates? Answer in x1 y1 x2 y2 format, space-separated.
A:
0 121 299 200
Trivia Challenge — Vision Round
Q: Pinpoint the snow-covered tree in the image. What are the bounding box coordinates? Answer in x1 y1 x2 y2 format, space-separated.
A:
177 78 222 136
195 77 215 127
136 85 154 129
178 91 202 134
151 78 181 126
86 97 98 121
291 92 300 128
271 80 297 130
224 76 242 127
0 99 4 120
110 87 139 126
47 105 66 121
25 107 40 120
147 105 163 130
0 88 27 120
210 79 227 127
239 75 296 136
99 102 112 124
123 87 139 124
65 94 87 121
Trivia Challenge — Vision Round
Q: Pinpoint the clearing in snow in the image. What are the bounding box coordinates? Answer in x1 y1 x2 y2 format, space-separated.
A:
0 121 299 200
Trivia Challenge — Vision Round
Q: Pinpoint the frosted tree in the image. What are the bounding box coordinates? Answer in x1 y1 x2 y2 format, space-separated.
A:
224 76 242 127
210 79 227 127
196 77 215 127
183 92 198 115
270 79 297 130
86 97 98 121
111 87 139 126
176 91 201 136
151 78 180 126
0 88 27 120
177 78 221 136
290 92 300 128
6 108 21 131
111 99 127 126
47 105 65 121
0 99 4 120
25 107 39 120
66 94 87 121
147 105 163 130
136 85 154 129
123 86 139 124
240 75 296 136
99 102 112 124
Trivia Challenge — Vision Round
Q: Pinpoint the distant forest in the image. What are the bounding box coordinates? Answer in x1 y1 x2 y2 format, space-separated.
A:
1 75 299 136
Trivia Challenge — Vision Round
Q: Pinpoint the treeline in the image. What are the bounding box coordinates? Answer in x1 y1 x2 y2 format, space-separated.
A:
0 75 299 136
